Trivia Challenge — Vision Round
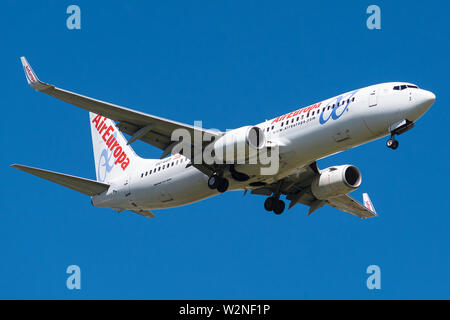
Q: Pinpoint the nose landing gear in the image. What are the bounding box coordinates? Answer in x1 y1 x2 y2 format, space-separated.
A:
386 119 415 150
264 196 285 215
386 136 399 150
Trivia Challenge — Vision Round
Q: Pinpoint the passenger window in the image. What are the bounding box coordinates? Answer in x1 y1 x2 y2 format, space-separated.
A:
153 168 156 173
141 173 143 178
158 167 161 171
281 122 284 126
145 172 148 176
291 119 294 123
352 97 355 102
296 117 299 121
312 111 315 116
271 126 274 130
307 113 310 118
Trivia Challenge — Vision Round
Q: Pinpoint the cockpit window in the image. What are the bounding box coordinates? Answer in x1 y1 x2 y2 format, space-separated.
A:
394 84 418 90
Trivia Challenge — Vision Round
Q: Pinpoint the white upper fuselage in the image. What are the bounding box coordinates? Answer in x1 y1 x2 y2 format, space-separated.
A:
92 82 435 211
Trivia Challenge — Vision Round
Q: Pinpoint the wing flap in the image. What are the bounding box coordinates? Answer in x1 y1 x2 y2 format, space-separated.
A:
130 209 155 218
11 164 109 196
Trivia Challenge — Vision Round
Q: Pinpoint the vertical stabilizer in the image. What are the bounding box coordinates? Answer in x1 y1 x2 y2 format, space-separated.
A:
89 113 141 182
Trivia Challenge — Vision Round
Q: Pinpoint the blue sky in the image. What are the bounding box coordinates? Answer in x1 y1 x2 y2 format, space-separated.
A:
1 0 449 299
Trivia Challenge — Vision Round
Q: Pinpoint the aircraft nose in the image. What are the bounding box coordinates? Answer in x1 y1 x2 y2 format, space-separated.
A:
408 89 435 121
422 90 436 105
415 89 436 111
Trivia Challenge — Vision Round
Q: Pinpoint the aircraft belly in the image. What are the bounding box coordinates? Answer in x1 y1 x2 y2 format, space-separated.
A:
137 168 217 209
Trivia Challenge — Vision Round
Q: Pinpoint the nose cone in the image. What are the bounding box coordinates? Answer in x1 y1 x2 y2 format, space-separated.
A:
409 89 436 120
421 90 436 106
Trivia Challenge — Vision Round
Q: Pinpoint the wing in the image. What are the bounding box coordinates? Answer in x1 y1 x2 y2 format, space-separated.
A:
251 162 378 219
20 57 221 158
326 194 377 219
11 164 109 196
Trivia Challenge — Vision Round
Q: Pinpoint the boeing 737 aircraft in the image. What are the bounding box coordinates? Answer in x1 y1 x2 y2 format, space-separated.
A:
12 57 436 219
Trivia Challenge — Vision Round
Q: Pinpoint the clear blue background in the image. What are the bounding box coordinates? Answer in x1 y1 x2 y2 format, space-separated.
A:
1 0 449 299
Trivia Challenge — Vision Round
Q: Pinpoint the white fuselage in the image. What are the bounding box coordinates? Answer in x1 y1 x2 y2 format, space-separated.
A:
91 82 435 212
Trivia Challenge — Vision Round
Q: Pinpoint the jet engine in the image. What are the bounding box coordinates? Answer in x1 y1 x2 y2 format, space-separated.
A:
311 165 362 199
212 126 266 163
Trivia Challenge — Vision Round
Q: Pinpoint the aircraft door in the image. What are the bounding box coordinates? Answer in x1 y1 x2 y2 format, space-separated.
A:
120 175 134 206
369 89 377 107
364 88 387 135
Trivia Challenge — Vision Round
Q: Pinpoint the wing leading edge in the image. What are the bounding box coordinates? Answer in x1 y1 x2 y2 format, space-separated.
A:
19 57 221 155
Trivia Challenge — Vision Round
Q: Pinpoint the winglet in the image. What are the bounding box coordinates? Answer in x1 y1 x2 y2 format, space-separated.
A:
363 193 377 215
20 56 52 91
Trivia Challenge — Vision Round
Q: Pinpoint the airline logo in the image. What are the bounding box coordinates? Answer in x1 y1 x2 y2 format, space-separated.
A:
363 193 376 213
319 90 359 125
270 90 359 126
271 103 322 124
365 200 374 211
92 115 130 174
24 65 36 83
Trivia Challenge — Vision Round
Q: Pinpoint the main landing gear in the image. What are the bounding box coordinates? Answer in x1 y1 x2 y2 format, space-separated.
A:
208 174 229 193
264 196 285 215
386 135 399 150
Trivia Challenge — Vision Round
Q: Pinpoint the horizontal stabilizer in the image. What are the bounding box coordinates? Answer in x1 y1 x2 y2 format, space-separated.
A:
11 164 109 196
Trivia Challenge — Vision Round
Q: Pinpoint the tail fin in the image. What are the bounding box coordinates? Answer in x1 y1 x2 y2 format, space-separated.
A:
90 112 141 183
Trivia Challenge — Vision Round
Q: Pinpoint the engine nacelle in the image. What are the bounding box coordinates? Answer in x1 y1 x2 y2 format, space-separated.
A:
212 126 265 163
311 165 362 200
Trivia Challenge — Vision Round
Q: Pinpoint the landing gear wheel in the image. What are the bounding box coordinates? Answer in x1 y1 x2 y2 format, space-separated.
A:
208 175 219 189
264 197 275 211
273 200 285 215
391 140 399 150
387 139 399 150
217 178 229 193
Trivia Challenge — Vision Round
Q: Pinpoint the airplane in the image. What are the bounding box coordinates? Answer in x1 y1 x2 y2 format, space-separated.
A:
12 57 436 219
